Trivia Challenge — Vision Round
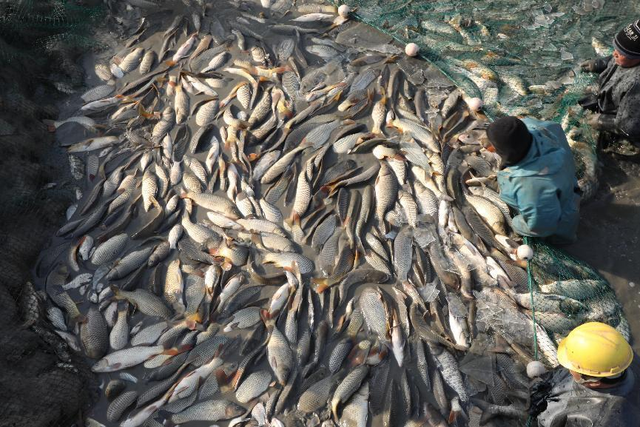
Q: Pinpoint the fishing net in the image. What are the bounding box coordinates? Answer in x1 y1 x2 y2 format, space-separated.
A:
0 1 105 426
525 237 628 358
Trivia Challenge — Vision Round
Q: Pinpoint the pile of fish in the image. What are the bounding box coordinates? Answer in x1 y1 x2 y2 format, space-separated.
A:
36 1 628 426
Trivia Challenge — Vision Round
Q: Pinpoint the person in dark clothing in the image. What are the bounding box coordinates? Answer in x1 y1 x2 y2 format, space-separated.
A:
487 116 580 244
580 20 640 149
528 322 640 427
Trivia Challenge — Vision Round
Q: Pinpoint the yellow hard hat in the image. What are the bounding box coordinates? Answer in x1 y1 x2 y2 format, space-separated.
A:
557 322 633 377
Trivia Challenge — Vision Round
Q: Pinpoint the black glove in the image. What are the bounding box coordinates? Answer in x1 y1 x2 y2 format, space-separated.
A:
578 94 598 112
528 371 555 417
580 60 597 73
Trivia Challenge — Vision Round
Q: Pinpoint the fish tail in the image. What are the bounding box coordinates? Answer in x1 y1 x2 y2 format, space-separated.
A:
157 411 174 427
312 277 329 293
71 313 87 324
109 285 122 298
185 312 202 330
285 211 301 228
331 400 340 421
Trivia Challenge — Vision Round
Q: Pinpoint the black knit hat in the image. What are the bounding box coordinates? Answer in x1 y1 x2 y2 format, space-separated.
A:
486 116 533 166
614 20 640 59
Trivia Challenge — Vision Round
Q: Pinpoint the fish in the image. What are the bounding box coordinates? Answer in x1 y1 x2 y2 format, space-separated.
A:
267 324 294 385
428 342 469 402
236 371 271 403
298 375 334 413
393 226 413 282
68 136 120 153
109 303 130 351
374 161 398 231
107 390 138 423
92 344 187 373
331 364 369 419
359 288 389 341
111 287 173 319
169 399 245 424
80 307 109 359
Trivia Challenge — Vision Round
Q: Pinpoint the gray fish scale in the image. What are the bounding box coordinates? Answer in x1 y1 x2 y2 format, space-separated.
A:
236 370 272 403
359 288 387 339
107 246 154 280
267 326 294 385
434 347 468 402
199 373 220 399
298 376 334 413
329 338 352 373
393 226 413 282
331 365 369 414
375 162 398 225
109 307 129 351
282 71 300 102
225 307 261 330
90 233 128 265
171 399 243 423
130 322 167 346
106 390 137 422
312 215 336 249
80 307 108 359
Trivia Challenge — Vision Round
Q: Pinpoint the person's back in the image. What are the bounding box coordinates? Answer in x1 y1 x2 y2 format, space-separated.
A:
491 117 580 244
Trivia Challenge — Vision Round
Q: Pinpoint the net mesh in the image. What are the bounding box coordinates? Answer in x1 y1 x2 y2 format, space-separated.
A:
526 237 628 357
0 1 104 427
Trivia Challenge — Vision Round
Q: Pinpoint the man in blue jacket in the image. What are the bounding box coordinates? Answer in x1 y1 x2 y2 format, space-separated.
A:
486 116 581 244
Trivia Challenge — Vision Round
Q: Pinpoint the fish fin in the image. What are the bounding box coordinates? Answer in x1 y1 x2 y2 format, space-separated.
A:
162 343 193 355
164 60 177 67
157 411 174 427
216 367 235 386
312 277 329 294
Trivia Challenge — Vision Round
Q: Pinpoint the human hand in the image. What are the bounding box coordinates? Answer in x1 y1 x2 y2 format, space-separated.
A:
580 60 597 73
586 112 602 128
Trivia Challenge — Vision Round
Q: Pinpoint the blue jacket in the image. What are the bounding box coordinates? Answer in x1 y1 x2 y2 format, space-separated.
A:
497 118 580 243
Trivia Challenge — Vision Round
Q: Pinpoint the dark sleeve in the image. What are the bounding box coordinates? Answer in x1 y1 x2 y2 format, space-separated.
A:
597 81 640 140
614 81 640 140
592 56 612 73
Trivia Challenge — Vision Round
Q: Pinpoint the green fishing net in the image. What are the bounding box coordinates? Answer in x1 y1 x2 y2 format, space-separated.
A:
526 238 627 358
